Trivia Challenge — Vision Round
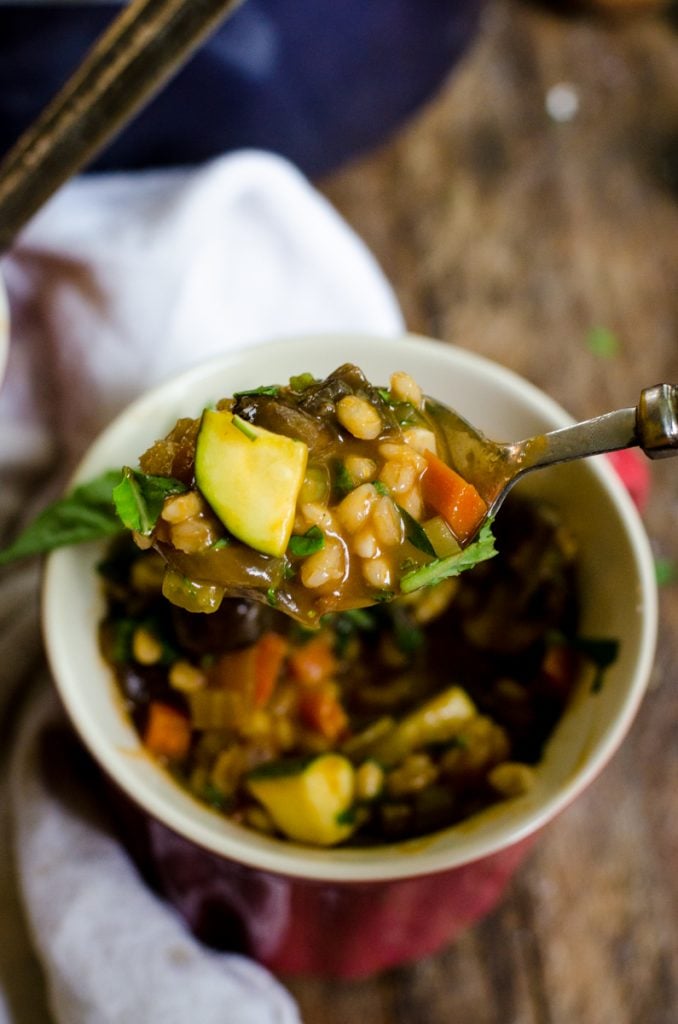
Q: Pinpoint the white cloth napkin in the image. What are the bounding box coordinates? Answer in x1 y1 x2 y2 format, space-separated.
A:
0 150 404 1024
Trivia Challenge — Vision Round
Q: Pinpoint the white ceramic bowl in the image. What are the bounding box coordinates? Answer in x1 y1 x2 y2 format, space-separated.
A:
43 334 657 888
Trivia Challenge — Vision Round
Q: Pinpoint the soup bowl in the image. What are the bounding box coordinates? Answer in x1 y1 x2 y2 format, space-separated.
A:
42 333 658 977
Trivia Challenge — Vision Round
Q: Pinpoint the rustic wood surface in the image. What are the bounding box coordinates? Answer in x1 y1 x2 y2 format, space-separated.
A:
287 2 678 1021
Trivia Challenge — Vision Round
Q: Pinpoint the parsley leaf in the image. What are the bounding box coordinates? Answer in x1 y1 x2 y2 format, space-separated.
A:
399 520 497 593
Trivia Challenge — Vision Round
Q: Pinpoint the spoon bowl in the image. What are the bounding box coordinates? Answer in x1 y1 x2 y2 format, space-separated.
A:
150 380 677 618
427 383 678 545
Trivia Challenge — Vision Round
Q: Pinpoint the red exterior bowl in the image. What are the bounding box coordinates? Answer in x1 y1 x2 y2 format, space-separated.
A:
43 334 658 977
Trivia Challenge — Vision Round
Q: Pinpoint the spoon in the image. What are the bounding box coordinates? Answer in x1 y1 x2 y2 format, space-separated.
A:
426 382 678 545
151 381 677 623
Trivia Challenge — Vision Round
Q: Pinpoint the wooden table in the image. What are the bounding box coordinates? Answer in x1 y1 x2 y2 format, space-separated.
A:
288 2 678 1020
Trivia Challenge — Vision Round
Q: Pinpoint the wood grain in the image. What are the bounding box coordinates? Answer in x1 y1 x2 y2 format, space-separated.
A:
287 2 678 1020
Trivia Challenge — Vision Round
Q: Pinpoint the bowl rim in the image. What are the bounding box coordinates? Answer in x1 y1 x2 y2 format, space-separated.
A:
42 332 658 882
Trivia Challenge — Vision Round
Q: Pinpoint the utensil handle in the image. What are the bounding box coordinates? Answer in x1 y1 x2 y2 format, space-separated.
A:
513 384 678 471
0 0 244 253
637 384 678 459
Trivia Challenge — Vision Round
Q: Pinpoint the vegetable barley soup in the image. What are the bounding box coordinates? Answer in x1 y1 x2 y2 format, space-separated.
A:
117 364 496 624
100 496 588 847
98 365 614 846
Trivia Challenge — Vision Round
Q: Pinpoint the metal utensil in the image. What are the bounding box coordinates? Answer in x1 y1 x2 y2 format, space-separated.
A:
426 383 678 544
0 0 244 253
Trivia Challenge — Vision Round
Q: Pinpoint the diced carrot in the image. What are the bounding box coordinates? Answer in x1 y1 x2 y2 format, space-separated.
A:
210 632 288 709
421 449 487 544
298 687 348 742
254 632 288 707
288 633 338 687
143 701 191 760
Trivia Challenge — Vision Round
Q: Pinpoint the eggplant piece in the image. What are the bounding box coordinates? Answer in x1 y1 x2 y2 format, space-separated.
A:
298 363 397 430
172 597 279 656
232 394 336 453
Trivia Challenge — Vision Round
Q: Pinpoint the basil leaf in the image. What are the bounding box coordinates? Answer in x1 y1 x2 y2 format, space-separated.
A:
288 525 325 557
0 469 124 566
112 467 187 535
397 504 436 557
399 520 497 593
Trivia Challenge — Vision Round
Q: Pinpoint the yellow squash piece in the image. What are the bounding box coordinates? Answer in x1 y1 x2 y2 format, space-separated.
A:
195 408 308 557
247 753 356 847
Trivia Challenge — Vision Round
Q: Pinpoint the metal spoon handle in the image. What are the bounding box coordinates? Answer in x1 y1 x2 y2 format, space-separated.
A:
0 0 244 254
511 383 678 472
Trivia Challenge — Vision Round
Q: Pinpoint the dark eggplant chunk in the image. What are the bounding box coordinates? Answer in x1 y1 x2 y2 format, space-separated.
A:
231 393 336 452
298 363 397 429
172 598 279 656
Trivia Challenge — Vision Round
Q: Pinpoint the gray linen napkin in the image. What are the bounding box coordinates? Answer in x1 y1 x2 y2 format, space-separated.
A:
0 150 403 1023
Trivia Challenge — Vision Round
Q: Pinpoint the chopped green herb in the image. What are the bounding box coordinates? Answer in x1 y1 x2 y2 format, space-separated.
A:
266 587 278 607
109 617 137 663
397 504 436 557
400 521 497 593
210 537 230 551
233 385 280 398
377 387 394 405
247 755 316 781
373 590 396 603
373 480 390 497
231 414 258 441
201 782 231 811
282 558 297 580
288 525 325 557
333 459 356 497
335 804 358 826
586 326 620 359
113 467 187 536
0 469 124 566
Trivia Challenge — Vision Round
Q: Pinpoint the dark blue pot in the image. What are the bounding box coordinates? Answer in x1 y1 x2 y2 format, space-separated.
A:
0 0 483 177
